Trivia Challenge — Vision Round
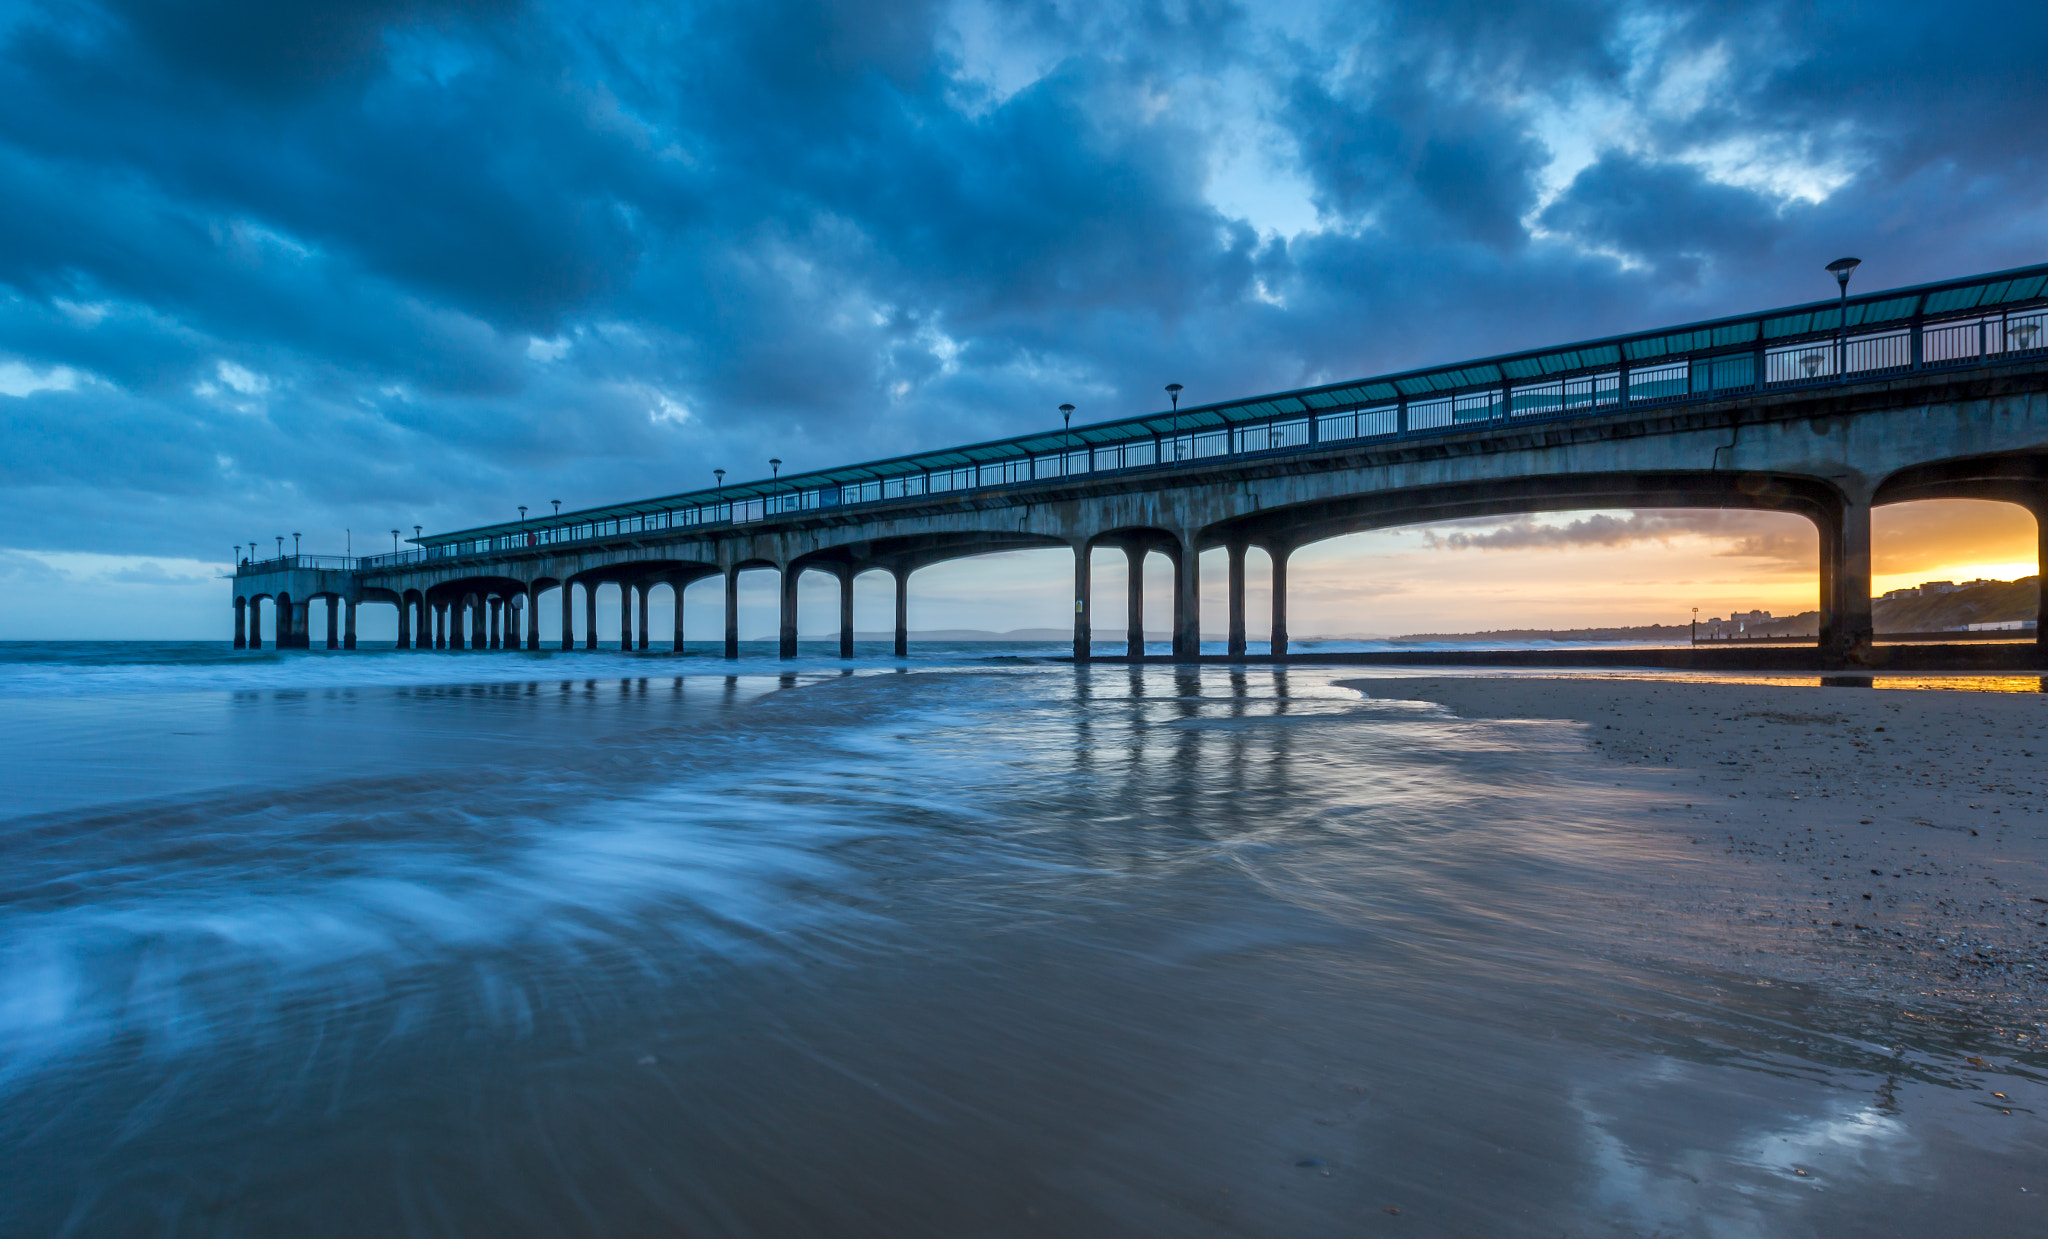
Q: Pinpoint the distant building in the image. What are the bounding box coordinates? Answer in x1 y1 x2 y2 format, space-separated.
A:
1918 580 1959 595
1966 620 2037 631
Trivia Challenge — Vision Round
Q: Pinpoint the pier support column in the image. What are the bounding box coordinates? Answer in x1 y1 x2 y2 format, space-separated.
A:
779 565 799 659
488 597 502 650
724 567 740 660
291 599 310 649
519 591 533 651
560 584 574 651
1171 536 1200 662
273 595 291 649
435 602 448 650
620 582 634 651
584 581 597 651
1073 542 1091 662
838 567 855 659
249 598 263 650
1125 544 1145 659
672 577 686 652
233 597 247 650
396 596 411 650
1818 484 1874 668
326 596 340 650
1269 543 1290 658
472 594 487 650
893 567 909 658
637 583 650 651
344 600 356 650
1226 542 1247 658
449 598 465 651
2034 494 2047 649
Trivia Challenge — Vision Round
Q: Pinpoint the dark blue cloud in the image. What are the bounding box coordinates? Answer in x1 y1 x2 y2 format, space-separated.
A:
0 0 2042 561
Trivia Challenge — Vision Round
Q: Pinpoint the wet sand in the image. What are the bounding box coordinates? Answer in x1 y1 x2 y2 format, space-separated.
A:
1341 675 2048 1029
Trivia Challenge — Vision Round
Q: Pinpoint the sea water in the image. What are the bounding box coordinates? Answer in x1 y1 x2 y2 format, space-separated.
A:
0 641 2038 1236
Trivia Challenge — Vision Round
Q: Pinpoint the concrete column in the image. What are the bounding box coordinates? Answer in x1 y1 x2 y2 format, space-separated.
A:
893 567 909 658
637 583 650 650
584 581 597 651
1270 544 1290 658
249 598 263 650
1073 542 1091 662
619 582 633 651
291 599 310 649
1226 542 1247 658
344 600 356 650
1818 485 1874 667
560 584 574 651
273 595 290 648
471 594 486 650
437 602 449 650
838 567 855 659
396 596 411 650
672 577 686 652
324 597 340 650
1171 537 1200 661
724 567 740 660
234 597 247 650
2031 498 2047 648
779 565 799 659
1125 544 1145 658
449 598 465 651
524 590 538 651
488 597 502 650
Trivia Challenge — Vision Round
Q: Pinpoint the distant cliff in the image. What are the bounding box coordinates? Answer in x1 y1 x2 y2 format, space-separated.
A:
1393 576 2038 642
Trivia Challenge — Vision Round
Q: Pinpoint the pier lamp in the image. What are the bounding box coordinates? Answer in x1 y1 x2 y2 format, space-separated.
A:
770 459 782 508
414 525 421 541
551 500 561 516
519 506 527 522
715 469 725 486
1691 606 1699 646
292 532 301 556
1165 383 1184 459
1826 257 1860 380
391 530 400 553
1060 404 1075 463
276 535 284 558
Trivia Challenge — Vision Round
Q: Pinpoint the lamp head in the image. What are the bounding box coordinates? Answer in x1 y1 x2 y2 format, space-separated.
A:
715 469 725 483
1825 256 1861 288
1164 382 1183 406
769 458 782 475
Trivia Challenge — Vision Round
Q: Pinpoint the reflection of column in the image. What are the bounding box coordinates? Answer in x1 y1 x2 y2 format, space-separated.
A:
620 582 633 651
233 597 247 650
584 581 597 651
672 577 686 652
838 567 854 659
779 565 799 659
1125 544 1145 659
1269 545 1289 659
325 596 340 650
1072 542 1091 662
1818 483 1874 668
343 600 356 650
1226 542 1246 658
724 567 740 660
1171 535 1200 661
396 596 411 650
893 567 909 658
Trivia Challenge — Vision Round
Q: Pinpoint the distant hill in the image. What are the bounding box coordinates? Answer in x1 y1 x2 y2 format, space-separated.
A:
1393 576 2038 643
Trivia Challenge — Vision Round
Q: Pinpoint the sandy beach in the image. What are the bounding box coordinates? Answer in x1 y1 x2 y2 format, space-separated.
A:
1342 675 2048 1030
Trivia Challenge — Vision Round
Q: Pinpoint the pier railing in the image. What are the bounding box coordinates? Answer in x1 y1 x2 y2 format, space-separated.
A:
327 263 2047 572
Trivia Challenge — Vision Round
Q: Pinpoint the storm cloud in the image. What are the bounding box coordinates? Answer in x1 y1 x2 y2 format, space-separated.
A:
1 0 2044 567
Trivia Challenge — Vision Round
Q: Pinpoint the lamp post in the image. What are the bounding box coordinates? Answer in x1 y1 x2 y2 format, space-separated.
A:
551 500 561 516
1691 606 1699 646
345 529 350 557
292 532 301 557
1165 383 1183 460
715 469 725 486
1826 257 1860 381
1059 404 1074 467
770 459 782 510
392 530 400 554
276 535 284 558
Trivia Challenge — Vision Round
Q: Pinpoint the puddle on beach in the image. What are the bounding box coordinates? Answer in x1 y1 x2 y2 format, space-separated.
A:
0 648 2041 1235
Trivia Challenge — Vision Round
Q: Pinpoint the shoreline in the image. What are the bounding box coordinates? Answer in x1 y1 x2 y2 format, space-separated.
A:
1339 675 2048 1034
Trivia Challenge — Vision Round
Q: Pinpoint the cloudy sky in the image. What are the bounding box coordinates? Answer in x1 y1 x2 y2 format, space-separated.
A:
1 0 2043 640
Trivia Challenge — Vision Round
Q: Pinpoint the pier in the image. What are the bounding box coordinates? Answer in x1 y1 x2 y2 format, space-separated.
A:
233 263 2048 670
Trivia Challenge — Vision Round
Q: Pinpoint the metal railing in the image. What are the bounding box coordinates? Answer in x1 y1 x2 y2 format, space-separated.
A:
236 554 359 575
308 266 2048 575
